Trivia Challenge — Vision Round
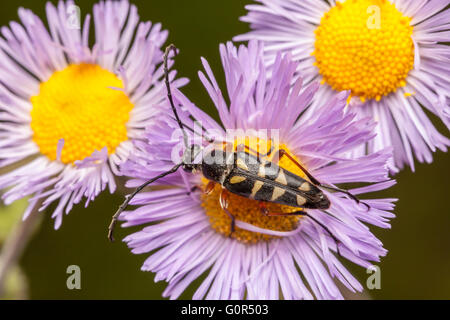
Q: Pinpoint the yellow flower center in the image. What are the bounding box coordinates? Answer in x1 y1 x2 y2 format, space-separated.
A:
201 138 308 244
313 0 414 102
30 63 133 164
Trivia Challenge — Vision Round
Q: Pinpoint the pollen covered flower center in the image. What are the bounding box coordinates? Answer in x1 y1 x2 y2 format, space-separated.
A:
30 63 133 164
313 0 414 102
201 138 308 244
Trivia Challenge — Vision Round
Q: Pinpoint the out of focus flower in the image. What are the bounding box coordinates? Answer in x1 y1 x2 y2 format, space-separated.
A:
0 0 187 227
235 0 450 172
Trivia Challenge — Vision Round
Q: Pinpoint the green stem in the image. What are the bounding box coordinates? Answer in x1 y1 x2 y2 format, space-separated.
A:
0 200 43 298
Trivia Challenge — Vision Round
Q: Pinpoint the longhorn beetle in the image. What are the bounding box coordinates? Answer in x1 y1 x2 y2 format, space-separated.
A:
108 45 369 254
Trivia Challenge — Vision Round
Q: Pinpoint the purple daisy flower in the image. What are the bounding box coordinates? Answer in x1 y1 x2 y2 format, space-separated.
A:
120 41 396 300
0 0 187 228
235 0 450 172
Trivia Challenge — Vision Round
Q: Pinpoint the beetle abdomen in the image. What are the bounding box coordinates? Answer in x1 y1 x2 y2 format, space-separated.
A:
223 152 331 210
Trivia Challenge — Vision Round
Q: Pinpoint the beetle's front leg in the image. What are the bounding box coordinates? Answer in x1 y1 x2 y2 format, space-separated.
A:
219 188 236 237
204 181 216 195
204 181 235 236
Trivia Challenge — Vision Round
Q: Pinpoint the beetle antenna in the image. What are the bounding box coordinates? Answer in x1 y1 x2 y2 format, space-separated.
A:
168 116 215 144
108 163 182 242
164 44 190 149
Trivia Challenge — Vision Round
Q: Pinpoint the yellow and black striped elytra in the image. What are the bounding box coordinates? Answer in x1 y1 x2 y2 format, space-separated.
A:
108 44 366 250
219 151 331 210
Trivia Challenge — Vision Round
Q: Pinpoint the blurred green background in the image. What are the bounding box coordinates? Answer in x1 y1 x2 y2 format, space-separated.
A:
0 0 449 300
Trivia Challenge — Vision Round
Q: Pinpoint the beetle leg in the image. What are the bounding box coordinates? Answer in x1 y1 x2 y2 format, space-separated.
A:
259 206 342 257
275 149 370 211
204 181 216 195
187 185 203 195
258 202 270 215
180 169 202 203
219 188 236 237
